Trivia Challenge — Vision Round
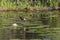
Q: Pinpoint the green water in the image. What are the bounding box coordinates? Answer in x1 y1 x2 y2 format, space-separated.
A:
0 11 60 40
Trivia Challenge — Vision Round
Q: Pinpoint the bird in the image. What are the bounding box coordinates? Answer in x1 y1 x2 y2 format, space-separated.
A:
19 16 27 21
12 23 18 26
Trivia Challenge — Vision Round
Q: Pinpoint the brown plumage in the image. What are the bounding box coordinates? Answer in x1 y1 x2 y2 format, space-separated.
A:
19 16 26 21
19 16 24 21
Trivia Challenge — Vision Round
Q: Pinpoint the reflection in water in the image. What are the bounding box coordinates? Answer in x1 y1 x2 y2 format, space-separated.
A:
0 11 60 40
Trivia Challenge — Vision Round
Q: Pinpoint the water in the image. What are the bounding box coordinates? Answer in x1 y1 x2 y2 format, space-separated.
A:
0 11 60 40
